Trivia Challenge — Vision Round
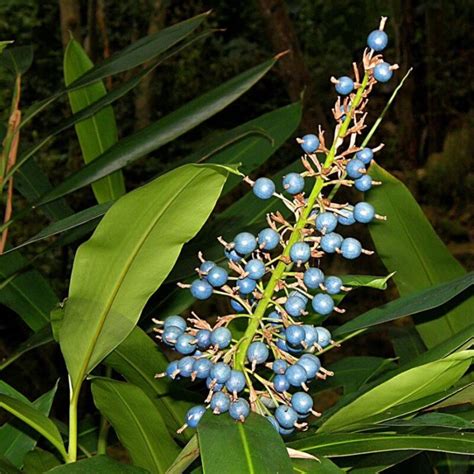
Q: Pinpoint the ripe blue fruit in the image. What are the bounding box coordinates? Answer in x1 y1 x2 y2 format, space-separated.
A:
190 279 213 300
165 360 179 379
304 267 325 289
245 259 266 280
285 325 306 346
164 315 187 332
210 327 232 349
291 392 314 415
273 374 290 392
230 299 245 313
284 294 307 317
225 370 246 394
346 158 366 178
335 76 354 95
199 260 216 274
177 356 195 377
374 61 393 82
325 276 343 294
338 207 356 225
206 377 223 392
237 277 257 295
196 329 211 349
312 293 334 315
300 134 320 154
275 405 298 429
257 228 280 250
247 341 269 364
367 29 388 51
162 326 183 346
206 266 228 287
185 405 206 428
253 177 275 200
354 175 373 191
210 392 230 414
210 362 232 384
290 242 311 264
341 237 362 259
354 202 375 223
282 172 305 194
229 398 250 421
316 212 338 233
297 354 321 379
175 334 197 355
315 327 332 347
273 359 288 374
285 364 308 387
225 248 243 262
267 311 282 325
320 232 343 253
302 325 318 349
233 232 257 255
266 415 280 432
356 147 374 165
192 358 213 379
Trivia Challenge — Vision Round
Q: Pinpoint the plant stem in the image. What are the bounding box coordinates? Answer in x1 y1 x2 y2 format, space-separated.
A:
67 383 80 463
235 73 370 371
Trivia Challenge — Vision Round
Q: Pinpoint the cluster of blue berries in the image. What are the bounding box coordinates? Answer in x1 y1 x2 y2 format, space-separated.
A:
154 18 396 436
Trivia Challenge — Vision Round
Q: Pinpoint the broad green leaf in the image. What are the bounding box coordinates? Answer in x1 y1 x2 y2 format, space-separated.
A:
104 327 195 434
22 448 60 473
166 435 199 474
48 455 147 473
430 384 474 410
64 39 125 203
289 432 474 457
0 41 13 54
381 412 473 430
198 412 293 474
318 351 473 433
0 457 20 473
291 457 344 474
91 378 179 473
0 394 66 461
389 326 426 365
37 58 276 205
367 162 473 347
340 274 394 290
0 382 57 467
337 451 418 474
60 164 232 390
0 45 33 75
334 273 473 337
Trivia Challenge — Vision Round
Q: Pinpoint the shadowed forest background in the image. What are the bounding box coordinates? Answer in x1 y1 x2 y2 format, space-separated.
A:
0 0 472 468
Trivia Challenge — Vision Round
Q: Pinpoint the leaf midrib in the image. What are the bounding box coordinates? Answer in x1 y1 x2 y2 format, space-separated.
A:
237 423 255 474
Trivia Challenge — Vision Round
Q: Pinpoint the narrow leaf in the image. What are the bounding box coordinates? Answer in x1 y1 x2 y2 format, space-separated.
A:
166 435 199 474
48 455 147 472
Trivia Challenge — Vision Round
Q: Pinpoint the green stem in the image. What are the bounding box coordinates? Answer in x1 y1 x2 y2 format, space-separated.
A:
67 383 80 463
235 73 370 371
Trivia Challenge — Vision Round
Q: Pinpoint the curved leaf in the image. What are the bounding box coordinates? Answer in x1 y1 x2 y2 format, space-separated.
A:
166 435 199 474
49 455 147 473
60 164 232 390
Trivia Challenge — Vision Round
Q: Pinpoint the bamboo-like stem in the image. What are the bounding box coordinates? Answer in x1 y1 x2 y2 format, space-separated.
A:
67 382 81 463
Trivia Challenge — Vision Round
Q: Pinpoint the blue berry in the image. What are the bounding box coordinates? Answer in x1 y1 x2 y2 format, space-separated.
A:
284 295 307 317
225 248 243 262
237 277 256 295
278 425 295 436
162 326 183 346
185 405 206 429
346 158 366 179
316 327 332 347
210 362 232 384
273 374 290 393
338 207 356 226
163 315 186 332
267 311 283 325
199 260 216 274
192 358 213 379
282 173 305 194
304 268 325 289
312 294 334 315
233 232 257 255
341 237 362 259
356 148 374 165
266 415 280 433
230 299 245 313
178 356 196 377
210 327 232 349
291 392 314 415
354 175 373 192
245 259 266 280
335 76 354 95
247 341 269 364
300 134 320 154
210 392 231 414
206 266 228 287
285 325 306 346
257 228 280 251
276 337 301 354
285 364 308 387
229 398 250 421
297 354 321 379
206 377 223 392
190 279 213 300
320 232 343 253
175 334 197 355
289 290 308 304
316 212 338 233
354 202 375 223
196 329 212 350
367 29 388 51
302 325 318 349
290 242 311 264
165 360 179 379
275 405 298 429
325 276 343 295
225 370 246 394
253 177 275 200
273 359 288 375
374 62 393 82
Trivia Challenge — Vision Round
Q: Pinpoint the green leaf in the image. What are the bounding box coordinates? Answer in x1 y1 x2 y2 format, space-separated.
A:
0 45 33 75
104 327 195 434
198 412 293 474
381 412 474 430
37 58 276 205
0 382 57 468
22 448 60 473
390 326 427 365
337 451 418 474
166 435 199 474
291 457 344 474
340 273 394 290
91 378 179 473
0 457 21 473
0 41 13 54
60 164 231 390
317 351 473 433
367 162 473 347
334 273 473 337
48 455 148 473
289 432 474 457
64 39 125 203
0 394 66 461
